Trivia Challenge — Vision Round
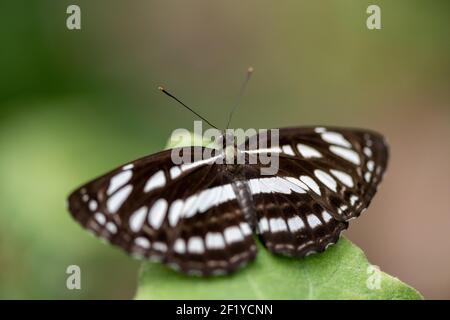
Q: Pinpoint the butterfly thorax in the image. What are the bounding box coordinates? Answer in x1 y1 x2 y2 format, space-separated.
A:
224 144 237 164
215 133 258 229
217 132 241 167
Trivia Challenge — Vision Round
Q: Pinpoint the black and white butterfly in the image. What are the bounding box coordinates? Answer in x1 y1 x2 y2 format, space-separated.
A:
67 125 388 276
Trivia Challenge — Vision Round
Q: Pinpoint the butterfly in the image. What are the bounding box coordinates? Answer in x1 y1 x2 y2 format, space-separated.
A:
67 68 388 276
67 124 388 276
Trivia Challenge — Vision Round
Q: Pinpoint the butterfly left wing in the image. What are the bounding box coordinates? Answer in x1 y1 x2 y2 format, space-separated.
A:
67 147 256 275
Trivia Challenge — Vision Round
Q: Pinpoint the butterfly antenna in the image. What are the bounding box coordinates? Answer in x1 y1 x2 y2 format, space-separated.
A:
158 86 219 130
225 66 254 130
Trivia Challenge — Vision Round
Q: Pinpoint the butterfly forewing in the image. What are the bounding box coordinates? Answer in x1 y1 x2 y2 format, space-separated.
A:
243 127 388 221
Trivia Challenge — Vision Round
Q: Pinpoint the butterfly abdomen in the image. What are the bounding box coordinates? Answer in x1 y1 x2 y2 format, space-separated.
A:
231 179 257 232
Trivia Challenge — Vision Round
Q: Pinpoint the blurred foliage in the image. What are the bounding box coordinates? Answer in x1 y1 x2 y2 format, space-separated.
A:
0 0 448 298
0 101 151 298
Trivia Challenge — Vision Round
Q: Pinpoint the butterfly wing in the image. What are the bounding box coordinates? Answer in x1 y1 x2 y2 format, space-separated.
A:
239 126 388 256
67 147 256 275
254 185 348 257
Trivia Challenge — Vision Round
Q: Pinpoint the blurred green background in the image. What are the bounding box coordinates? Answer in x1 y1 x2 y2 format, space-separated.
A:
0 1 449 299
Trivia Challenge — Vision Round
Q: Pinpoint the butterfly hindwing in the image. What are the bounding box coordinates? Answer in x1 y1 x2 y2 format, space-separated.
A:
233 166 347 257
254 190 348 256
67 147 256 275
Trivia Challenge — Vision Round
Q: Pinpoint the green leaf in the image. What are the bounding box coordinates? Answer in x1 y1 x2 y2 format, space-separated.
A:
135 132 423 300
135 237 422 300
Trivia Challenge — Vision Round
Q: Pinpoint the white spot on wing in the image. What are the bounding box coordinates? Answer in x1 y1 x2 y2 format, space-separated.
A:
307 214 322 229
321 132 352 148
249 179 261 194
180 185 236 218
94 212 106 225
239 222 252 236
198 187 222 213
144 170 166 193
249 177 308 195
224 226 244 244
148 199 168 229
107 170 132 195
329 146 360 165
282 145 295 156
269 218 288 233
350 195 359 205
89 200 98 211
287 216 304 232
153 242 167 252
106 185 133 213
168 199 184 227
106 222 117 234
188 236 204 254
122 164 134 170
314 170 337 191
129 206 147 232
245 146 282 154
297 143 322 158
134 237 150 249
221 184 235 202
299 175 321 195
205 232 225 249
339 205 348 213
180 157 217 172
182 195 199 218
262 177 292 194
322 211 333 223
258 217 269 232
284 177 308 193
174 238 186 254
314 127 326 133
367 160 375 172
363 147 372 157
170 166 182 179
364 172 372 182
330 169 354 188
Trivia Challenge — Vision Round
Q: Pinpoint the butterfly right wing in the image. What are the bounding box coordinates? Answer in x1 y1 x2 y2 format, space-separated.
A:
67 147 256 275
237 126 388 257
